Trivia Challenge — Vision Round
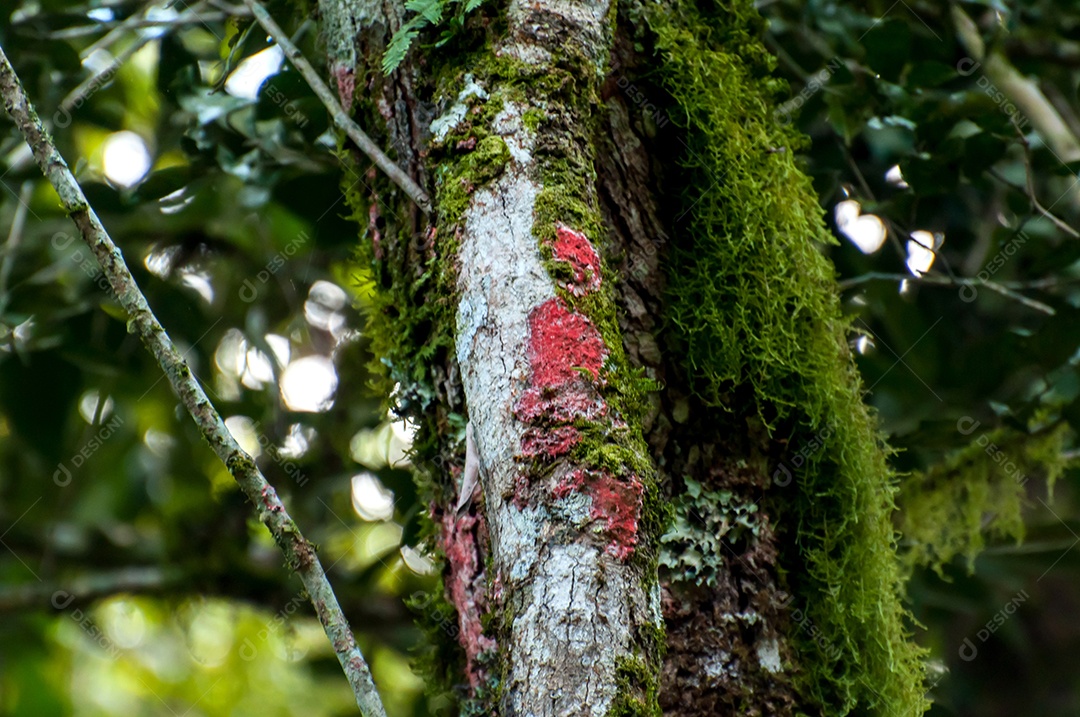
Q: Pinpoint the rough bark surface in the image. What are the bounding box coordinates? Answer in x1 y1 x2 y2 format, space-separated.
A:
450 2 661 713
596 24 800 713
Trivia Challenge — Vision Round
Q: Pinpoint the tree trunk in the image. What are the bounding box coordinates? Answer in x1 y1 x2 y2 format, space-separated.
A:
320 0 927 714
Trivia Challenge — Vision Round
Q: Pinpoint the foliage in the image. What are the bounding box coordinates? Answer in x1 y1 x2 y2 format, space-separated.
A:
759 1 1080 714
899 423 1072 576
0 1 433 714
382 0 485 73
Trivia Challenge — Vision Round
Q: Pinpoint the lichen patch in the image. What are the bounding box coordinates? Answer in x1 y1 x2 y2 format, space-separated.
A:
514 298 609 423
554 467 645 559
550 223 602 294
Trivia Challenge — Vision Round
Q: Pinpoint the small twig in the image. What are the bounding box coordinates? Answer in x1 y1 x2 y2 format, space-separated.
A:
2 1 213 172
46 13 233 40
0 566 177 612
81 1 162 57
1016 137 1080 238
0 181 33 318
60 38 151 118
0 43 387 717
243 0 433 214
206 0 252 15
988 167 1080 239
838 271 1056 315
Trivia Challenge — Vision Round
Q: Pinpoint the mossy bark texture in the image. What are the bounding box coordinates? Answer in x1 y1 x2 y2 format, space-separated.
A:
324 0 927 714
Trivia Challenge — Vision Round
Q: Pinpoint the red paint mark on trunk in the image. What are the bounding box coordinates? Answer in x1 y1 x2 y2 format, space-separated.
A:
440 509 495 686
527 298 605 383
521 425 580 458
551 224 602 294
368 203 383 260
514 298 607 423
334 65 355 110
512 294 643 561
515 389 607 424
554 468 644 560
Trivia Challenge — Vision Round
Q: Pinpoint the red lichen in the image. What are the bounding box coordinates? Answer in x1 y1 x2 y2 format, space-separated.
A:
528 298 605 384
554 468 644 560
512 472 532 509
333 64 355 111
521 425 580 459
440 509 495 686
515 388 607 424
515 298 608 423
551 224 602 294
259 484 280 511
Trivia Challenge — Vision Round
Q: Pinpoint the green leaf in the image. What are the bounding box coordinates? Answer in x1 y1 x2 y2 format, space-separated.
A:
382 20 423 73
406 0 445 24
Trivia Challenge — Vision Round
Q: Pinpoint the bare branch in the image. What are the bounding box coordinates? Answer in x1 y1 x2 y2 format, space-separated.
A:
838 271 1057 315
46 13 235 40
0 43 387 717
243 0 433 214
954 6 1080 169
1009 140 1079 239
0 567 177 612
0 181 32 318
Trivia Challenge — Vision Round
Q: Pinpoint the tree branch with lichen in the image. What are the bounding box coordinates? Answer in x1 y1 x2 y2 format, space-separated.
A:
243 0 432 214
0 43 387 717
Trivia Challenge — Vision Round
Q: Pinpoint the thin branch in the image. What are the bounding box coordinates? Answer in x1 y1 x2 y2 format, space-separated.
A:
953 5 1080 165
206 0 252 15
0 566 177 612
46 13 235 40
59 36 152 120
243 0 433 214
987 167 1080 239
1018 136 1080 238
0 181 32 317
0 44 387 717
80 1 159 58
838 271 1057 315
2 1 213 172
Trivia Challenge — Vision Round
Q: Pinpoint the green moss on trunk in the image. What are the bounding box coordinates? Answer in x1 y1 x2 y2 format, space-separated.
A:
630 0 928 713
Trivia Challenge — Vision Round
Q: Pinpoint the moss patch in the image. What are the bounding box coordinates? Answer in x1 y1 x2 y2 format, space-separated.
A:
630 0 928 713
899 422 1072 576
608 656 662 717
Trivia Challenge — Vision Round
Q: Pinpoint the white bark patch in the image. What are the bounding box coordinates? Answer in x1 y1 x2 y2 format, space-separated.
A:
431 74 489 143
456 99 551 587
757 637 783 674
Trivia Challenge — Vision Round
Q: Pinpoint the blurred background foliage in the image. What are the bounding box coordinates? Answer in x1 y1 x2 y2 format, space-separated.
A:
1 0 1080 715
